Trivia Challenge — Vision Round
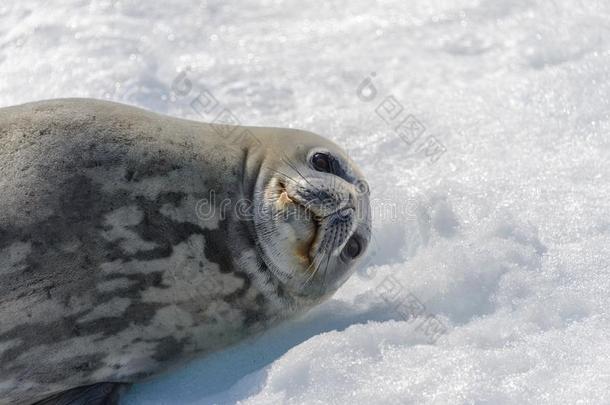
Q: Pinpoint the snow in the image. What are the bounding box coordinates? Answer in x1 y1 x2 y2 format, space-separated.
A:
1 0 610 403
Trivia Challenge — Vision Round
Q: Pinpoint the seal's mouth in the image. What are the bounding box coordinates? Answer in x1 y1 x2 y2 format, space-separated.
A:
274 180 321 266
257 172 361 295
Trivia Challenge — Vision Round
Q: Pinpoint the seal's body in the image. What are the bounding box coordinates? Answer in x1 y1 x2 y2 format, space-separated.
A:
0 99 371 404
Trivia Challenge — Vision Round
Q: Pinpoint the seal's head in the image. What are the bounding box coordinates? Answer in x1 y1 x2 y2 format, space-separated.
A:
250 128 371 302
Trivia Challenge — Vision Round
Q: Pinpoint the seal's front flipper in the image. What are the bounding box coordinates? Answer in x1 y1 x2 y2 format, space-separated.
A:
34 382 131 405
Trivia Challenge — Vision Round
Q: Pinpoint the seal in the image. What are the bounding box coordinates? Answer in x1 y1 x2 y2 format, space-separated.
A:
0 99 371 404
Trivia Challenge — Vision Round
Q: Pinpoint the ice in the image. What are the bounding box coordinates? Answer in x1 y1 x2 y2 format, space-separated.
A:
1 0 609 403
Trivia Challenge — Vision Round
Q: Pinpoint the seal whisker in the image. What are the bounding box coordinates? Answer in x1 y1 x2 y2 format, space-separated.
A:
360 223 373 235
300 254 322 287
301 222 335 288
302 241 333 289
320 244 334 292
265 166 303 187
307 223 337 292
282 155 320 192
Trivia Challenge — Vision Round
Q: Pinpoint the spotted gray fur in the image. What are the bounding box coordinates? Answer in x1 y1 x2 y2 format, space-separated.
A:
0 99 371 404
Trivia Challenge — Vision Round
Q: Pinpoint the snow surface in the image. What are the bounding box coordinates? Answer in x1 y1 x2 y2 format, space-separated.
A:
1 0 609 403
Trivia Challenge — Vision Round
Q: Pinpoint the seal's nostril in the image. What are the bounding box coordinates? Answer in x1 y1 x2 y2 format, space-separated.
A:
355 179 370 195
337 206 354 219
315 190 332 202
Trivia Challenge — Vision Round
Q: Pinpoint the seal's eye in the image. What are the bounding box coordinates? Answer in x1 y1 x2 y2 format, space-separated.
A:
342 235 362 260
311 153 332 173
